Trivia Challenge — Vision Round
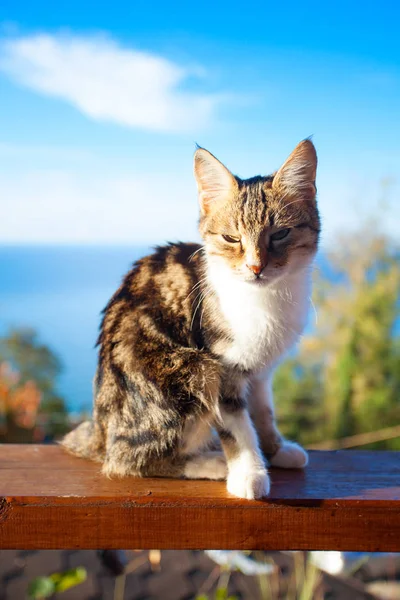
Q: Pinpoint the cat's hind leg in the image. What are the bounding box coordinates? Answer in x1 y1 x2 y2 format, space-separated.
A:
179 413 227 480
61 419 105 462
104 443 227 481
183 451 227 480
269 441 308 468
101 412 227 481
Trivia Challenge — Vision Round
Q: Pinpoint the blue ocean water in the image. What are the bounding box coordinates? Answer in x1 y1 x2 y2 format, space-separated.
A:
0 246 149 412
0 245 329 413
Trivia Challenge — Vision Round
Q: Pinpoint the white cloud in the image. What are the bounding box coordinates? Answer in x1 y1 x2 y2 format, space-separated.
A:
1 144 398 247
2 161 398 247
0 166 200 244
0 33 221 132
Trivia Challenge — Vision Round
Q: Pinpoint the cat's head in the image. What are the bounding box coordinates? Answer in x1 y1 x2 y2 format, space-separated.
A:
194 140 320 286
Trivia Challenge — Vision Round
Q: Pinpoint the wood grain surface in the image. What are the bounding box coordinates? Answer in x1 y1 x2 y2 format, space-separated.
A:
1 445 399 550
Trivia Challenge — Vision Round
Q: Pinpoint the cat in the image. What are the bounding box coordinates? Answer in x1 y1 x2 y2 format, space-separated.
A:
61 139 320 500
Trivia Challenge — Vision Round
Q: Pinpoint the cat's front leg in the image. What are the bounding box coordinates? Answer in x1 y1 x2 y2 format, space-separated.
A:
249 372 308 469
216 395 269 500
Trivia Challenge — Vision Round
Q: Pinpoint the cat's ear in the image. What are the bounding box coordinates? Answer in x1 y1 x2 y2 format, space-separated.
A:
272 139 317 201
194 147 238 213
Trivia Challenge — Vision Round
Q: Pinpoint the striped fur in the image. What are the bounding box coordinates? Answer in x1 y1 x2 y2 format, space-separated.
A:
62 140 319 499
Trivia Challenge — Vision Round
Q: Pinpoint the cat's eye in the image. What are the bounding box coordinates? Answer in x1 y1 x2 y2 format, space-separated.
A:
270 228 291 242
222 234 241 243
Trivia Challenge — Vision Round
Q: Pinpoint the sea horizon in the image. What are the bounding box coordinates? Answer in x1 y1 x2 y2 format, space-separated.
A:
1 244 330 414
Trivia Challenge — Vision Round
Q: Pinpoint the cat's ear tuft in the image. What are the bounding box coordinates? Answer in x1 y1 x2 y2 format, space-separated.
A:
273 139 317 201
194 148 238 213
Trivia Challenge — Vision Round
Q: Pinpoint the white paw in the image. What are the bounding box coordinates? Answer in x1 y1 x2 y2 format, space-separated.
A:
269 441 308 469
227 467 270 500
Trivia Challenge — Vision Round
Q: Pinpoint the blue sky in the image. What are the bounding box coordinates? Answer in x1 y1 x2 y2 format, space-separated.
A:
0 0 399 246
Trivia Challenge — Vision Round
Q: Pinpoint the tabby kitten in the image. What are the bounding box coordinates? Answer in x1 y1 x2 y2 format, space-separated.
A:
62 139 320 500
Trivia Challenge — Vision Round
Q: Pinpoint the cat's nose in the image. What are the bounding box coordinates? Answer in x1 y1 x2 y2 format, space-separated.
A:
246 263 263 276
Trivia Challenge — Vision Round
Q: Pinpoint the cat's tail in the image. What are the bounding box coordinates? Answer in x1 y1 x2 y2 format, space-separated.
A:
60 420 105 463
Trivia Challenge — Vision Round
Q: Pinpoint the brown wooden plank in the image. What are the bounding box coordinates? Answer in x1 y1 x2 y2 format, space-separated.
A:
0 445 399 550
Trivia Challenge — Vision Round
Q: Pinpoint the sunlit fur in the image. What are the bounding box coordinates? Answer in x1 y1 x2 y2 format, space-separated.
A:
196 140 320 288
195 139 320 374
62 140 319 501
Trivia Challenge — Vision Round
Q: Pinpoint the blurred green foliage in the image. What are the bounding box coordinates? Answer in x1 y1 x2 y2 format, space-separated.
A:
275 230 400 449
0 328 69 442
28 567 87 599
1 228 399 448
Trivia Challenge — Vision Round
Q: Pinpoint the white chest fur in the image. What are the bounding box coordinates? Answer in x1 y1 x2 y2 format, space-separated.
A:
208 263 312 372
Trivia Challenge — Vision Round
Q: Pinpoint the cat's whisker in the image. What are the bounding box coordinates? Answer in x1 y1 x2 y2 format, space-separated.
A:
190 292 206 331
190 287 207 311
186 276 209 301
191 286 213 331
188 246 206 262
188 277 207 296
200 306 207 329
199 290 214 329
188 287 203 307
